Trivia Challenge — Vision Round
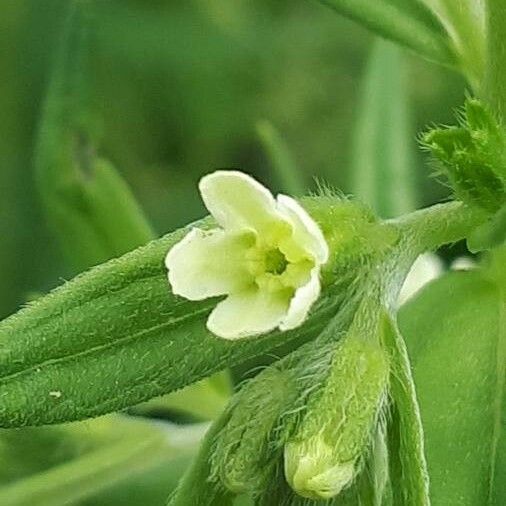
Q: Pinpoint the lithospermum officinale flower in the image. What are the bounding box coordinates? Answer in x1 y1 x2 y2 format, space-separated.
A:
166 170 329 339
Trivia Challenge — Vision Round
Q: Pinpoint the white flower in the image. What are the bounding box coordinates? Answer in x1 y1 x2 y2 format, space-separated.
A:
165 171 329 339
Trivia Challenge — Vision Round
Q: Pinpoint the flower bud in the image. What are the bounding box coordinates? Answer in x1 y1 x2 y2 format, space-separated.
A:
285 439 355 500
211 366 297 494
284 336 389 500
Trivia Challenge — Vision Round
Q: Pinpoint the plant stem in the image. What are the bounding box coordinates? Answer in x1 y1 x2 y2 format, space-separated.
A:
485 0 506 120
389 200 486 254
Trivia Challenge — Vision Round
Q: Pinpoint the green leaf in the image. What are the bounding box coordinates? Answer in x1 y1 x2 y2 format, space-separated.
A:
318 0 455 67
0 218 343 428
0 415 206 506
168 411 236 506
399 270 505 505
256 120 305 196
467 204 506 253
351 39 418 218
422 98 506 214
81 455 192 506
380 313 430 505
36 1 233 424
422 0 486 88
132 376 231 421
484 0 506 122
35 2 154 273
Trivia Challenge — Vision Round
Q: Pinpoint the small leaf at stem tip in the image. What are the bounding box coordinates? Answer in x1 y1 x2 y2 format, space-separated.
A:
422 98 506 214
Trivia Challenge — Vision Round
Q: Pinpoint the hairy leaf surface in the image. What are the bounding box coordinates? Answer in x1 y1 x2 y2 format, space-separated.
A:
400 270 505 505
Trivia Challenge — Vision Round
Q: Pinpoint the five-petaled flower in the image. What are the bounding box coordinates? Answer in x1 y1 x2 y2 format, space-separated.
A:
165 171 329 339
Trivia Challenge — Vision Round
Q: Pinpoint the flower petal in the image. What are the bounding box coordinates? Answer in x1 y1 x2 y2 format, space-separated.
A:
207 287 291 339
199 170 284 233
166 228 254 300
277 194 329 264
280 267 321 331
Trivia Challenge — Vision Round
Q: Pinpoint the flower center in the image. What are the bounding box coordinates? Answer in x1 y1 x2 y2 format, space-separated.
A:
264 248 289 275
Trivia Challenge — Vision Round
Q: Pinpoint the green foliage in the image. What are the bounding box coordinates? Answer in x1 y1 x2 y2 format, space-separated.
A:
422 98 506 214
176 274 387 504
467 203 506 252
83 456 191 506
35 0 232 425
211 365 299 494
284 336 389 500
400 269 505 505
351 39 417 218
208 327 341 496
318 0 455 66
380 313 430 505
132 377 231 422
2 0 506 504
0 415 205 506
0 199 360 427
484 0 506 121
422 0 486 88
35 3 154 273
256 120 305 196
302 197 398 276
168 411 237 506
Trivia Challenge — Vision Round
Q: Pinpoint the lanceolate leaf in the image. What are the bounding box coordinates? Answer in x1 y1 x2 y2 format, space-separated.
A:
0 416 206 506
422 0 486 87
399 270 505 505
36 2 233 424
256 120 305 196
318 0 455 67
351 39 417 218
380 313 430 505
168 410 236 506
35 2 154 273
0 219 344 428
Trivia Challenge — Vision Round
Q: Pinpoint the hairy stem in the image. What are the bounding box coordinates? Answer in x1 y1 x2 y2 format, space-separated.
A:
390 200 486 255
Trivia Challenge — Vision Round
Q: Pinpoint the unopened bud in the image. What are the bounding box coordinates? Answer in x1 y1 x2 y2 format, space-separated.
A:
285 439 355 500
284 336 389 500
211 367 297 494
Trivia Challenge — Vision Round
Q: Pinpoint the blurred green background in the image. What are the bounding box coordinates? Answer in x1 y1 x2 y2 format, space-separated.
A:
0 0 466 319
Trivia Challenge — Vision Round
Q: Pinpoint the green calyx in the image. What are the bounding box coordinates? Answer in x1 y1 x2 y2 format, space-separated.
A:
302 195 399 280
422 98 506 214
284 335 389 500
210 367 297 494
